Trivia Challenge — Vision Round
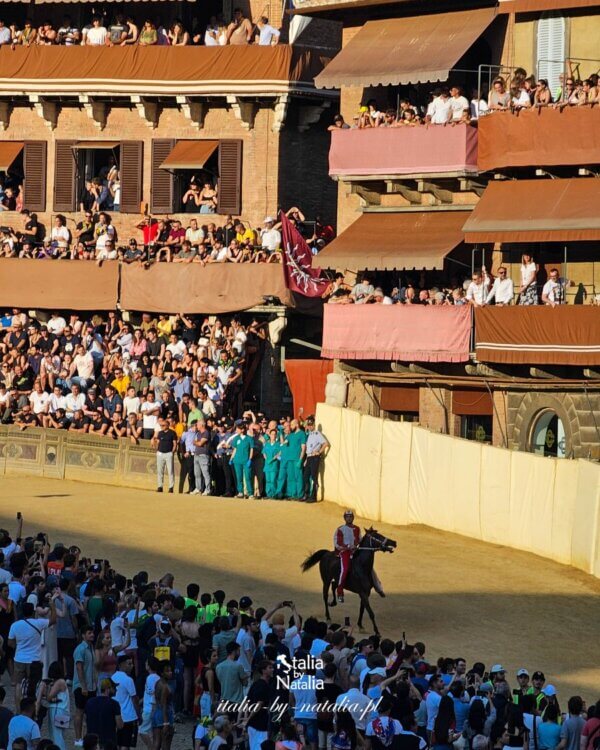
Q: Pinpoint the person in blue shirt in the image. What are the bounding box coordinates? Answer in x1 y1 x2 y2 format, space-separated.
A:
230 421 253 498
178 420 198 494
262 428 281 498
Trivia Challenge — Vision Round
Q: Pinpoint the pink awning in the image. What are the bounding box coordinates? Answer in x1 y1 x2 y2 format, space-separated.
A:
329 123 478 177
322 304 472 362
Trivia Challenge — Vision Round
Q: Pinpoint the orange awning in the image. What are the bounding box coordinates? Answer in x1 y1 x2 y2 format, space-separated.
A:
463 179 600 243
160 140 219 170
0 141 23 172
315 7 496 89
318 211 467 270
498 0 599 12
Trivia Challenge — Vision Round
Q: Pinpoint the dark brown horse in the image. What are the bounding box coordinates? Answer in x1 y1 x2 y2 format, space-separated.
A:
301 527 396 635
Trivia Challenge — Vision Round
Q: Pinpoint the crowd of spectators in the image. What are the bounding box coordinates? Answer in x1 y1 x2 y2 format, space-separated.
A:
328 65 600 131
0 308 330 500
0 207 334 264
0 9 280 48
324 259 573 307
0 516 597 750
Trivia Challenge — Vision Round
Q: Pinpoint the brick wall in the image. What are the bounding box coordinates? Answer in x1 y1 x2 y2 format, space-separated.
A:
418 385 452 434
2 99 335 234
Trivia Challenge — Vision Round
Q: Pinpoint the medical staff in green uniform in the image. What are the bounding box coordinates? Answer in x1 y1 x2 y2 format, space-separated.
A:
276 419 306 499
230 420 254 497
262 427 281 498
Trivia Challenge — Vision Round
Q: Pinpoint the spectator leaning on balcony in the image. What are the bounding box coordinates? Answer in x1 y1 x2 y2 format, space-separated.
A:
85 16 107 46
488 78 511 110
427 88 453 124
255 17 280 46
226 8 253 45
465 268 490 307
542 268 573 306
519 253 539 306
449 86 470 123
486 267 514 306
534 79 553 106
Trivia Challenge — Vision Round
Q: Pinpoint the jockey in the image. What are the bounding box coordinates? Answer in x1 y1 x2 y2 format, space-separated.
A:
334 509 361 602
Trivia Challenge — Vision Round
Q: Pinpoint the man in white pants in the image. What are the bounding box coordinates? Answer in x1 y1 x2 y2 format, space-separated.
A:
151 419 177 493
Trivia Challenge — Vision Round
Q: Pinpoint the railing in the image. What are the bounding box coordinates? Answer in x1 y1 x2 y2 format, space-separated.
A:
0 425 159 490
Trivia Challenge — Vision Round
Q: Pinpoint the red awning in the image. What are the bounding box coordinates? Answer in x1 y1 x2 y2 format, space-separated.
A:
0 141 23 171
160 140 219 170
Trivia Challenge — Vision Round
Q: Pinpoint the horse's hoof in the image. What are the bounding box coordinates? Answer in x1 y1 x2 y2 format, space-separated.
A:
376 590 386 598
328 600 337 607
358 626 366 633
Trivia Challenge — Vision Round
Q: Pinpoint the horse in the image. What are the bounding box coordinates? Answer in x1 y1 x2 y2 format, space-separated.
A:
301 527 396 635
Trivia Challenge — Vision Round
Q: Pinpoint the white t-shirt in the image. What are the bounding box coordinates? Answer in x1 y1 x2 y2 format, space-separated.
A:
47 317 67 335
426 690 442 731
8 580 26 604
110 615 128 651
258 24 280 45
542 278 568 304
186 227 205 245
112 669 138 722
141 401 160 431
125 610 140 650
49 393 66 413
260 228 281 252
450 95 469 121
512 88 531 107
51 225 70 247
123 395 141 416
29 391 49 414
166 340 187 359
235 630 255 676
87 26 107 45
95 223 115 250
8 617 50 663
430 97 452 124
74 352 94 379
142 672 160 714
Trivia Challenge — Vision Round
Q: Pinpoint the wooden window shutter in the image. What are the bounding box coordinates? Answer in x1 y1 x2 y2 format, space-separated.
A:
22 141 47 212
217 140 242 216
120 141 143 214
150 139 175 214
53 141 77 212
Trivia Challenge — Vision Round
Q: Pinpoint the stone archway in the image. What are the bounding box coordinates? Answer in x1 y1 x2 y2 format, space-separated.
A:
511 391 581 459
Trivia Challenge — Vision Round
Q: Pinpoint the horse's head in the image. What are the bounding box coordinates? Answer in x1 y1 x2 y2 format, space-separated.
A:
363 527 397 553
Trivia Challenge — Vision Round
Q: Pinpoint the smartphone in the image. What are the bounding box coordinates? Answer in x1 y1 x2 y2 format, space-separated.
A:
344 616 350 627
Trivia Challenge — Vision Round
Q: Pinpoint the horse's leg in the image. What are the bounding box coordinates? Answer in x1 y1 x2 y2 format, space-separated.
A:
362 593 380 636
329 579 337 607
357 599 365 631
323 579 331 621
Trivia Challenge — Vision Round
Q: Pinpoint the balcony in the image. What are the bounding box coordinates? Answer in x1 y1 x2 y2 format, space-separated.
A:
478 106 600 173
322 304 600 366
328 124 479 180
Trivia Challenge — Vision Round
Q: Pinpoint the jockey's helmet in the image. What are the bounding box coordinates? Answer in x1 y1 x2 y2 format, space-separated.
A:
343 509 354 518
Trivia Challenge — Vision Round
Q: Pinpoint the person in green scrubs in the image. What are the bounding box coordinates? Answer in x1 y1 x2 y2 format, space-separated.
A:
276 420 306 499
230 421 253 497
262 427 281 498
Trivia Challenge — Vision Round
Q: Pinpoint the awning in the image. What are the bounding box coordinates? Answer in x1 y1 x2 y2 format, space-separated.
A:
73 141 119 149
315 7 496 89
0 141 23 172
318 211 467 270
463 179 600 243
160 140 219 170
498 0 599 12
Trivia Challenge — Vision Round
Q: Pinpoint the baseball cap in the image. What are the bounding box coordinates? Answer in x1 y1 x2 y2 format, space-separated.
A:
369 667 387 677
240 596 253 609
517 669 529 677
490 664 505 673
100 677 117 692
532 671 545 681
479 682 493 694
543 685 556 696
264 216 275 224
91 564 102 573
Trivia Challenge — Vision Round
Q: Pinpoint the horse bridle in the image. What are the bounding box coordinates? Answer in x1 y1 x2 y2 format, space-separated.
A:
356 532 391 552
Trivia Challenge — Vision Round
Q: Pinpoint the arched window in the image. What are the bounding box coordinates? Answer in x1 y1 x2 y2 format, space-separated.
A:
530 410 567 458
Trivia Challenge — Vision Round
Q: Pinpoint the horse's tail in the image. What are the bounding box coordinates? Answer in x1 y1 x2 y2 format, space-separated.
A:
301 549 329 573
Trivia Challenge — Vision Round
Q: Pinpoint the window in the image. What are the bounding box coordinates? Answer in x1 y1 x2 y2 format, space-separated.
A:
385 411 419 423
537 13 566 97
530 410 567 458
460 415 492 443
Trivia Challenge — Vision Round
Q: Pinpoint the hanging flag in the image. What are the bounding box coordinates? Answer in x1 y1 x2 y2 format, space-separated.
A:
280 210 329 297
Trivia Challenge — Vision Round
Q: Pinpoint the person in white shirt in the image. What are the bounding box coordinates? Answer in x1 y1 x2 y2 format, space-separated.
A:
429 89 453 125
50 216 70 248
9 599 58 703
466 269 491 307
64 384 86 419
485 267 514 305
542 268 572 306
512 86 531 109
111 655 139 731
425 674 445 731
203 17 219 46
123 386 141 417
449 86 470 122
256 17 280 45
85 16 107 45
335 677 372 732
139 657 161 743
259 217 281 253
166 334 187 360
72 345 95 390
141 393 161 440
47 314 67 337
470 88 489 120
0 20 12 45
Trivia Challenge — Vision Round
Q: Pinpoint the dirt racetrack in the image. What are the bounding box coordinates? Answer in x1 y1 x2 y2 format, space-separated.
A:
1 475 599 701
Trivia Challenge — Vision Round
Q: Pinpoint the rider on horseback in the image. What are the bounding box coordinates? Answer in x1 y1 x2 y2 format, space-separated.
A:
334 510 361 603
334 510 385 603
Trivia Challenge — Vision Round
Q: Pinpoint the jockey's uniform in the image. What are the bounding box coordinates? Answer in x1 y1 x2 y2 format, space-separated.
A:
334 523 361 597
